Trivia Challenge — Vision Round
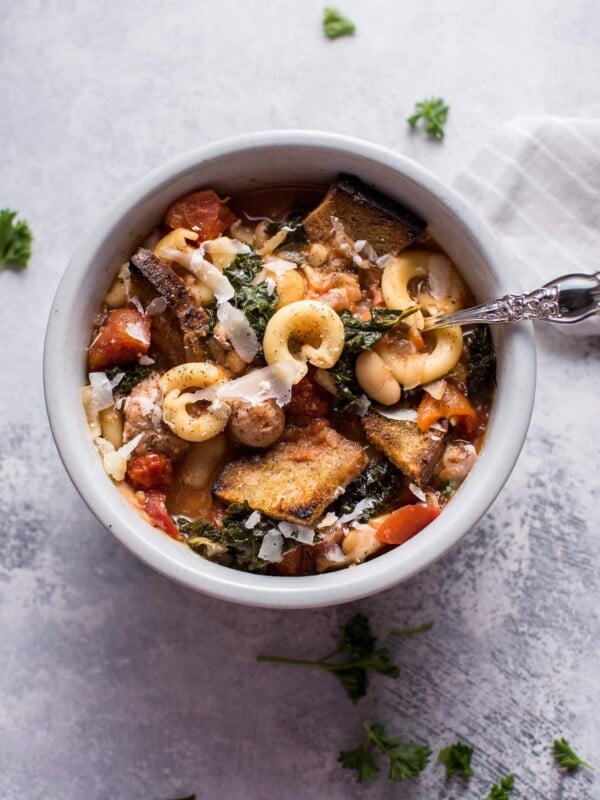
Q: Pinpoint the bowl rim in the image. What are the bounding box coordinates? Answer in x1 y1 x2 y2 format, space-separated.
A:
44 129 536 608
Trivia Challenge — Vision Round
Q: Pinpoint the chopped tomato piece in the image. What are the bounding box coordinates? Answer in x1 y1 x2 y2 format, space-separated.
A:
88 308 151 371
165 189 237 242
127 453 173 491
375 504 441 545
417 381 476 433
286 373 332 423
143 490 180 539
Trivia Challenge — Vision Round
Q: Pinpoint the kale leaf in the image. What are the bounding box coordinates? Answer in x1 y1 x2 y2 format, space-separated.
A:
265 212 307 247
105 364 155 397
223 253 279 344
333 458 401 521
178 503 273 574
0 208 33 270
465 326 496 398
330 308 417 414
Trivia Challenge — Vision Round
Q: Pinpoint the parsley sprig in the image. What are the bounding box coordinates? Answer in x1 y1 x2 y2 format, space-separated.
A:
339 722 431 783
257 613 399 702
407 97 450 140
484 774 515 799
552 737 594 773
323 7 356 39
392 620 434 637
0 209 33 270
438 741 474 778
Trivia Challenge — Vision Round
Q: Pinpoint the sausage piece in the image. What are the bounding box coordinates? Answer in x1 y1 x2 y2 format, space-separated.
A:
228 399 285 449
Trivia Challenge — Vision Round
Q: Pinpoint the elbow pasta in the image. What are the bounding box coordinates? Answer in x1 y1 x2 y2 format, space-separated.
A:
159 362 230 442
263 299 345 383
375 325 463 388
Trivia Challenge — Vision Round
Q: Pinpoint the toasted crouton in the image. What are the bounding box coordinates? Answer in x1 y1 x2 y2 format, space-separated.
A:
303 173 426 257
362 412 447 485
213 431 368 525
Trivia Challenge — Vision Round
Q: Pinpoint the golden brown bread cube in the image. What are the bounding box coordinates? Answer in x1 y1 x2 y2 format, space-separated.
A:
361 412 447 485
303 173 426 257
213 432 368 525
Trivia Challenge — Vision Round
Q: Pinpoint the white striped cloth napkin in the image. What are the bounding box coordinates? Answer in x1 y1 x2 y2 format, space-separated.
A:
452 116 600 335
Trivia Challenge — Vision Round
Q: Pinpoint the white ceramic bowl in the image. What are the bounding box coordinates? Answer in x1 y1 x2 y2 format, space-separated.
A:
44 131 536 609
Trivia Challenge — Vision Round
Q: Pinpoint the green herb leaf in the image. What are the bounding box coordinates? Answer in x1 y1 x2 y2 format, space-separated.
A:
484 774 515 800
329 350 365 414
257 613 399 702
552 737 594 773
391 621 434 637
407 97 450 140
323 6 356 39
223 253 279 344
334 458 401 520
105 364 154 397
437 741 474 778
0 209 33 270
465 326 496 399
340 722 430 783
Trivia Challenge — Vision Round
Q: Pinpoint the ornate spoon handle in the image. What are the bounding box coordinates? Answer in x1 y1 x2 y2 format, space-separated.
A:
423 271 600 331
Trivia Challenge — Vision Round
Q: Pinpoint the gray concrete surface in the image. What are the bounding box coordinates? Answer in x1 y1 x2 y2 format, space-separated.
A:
0 1 598 798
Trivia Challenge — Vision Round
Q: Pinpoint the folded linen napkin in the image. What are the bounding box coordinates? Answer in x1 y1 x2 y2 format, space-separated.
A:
452 116 600 335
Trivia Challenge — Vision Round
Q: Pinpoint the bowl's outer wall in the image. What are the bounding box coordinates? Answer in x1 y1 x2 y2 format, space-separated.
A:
44 131 536 608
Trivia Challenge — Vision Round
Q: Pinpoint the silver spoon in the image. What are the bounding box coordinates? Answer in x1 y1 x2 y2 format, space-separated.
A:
422 271 600 331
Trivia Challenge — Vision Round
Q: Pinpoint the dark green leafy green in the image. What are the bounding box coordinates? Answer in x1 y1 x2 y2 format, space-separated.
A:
339 307 418 352
437 741 474 778
178 503 275 574
552 737 594 773
407 97 450 139
223 253 279 344
105 364 154 397
465 326 496 398
265 212 307 246
333 458 401 521
257 613 399 702
322 6 356 39
484 774 515 800
0 209 32 270
330 307 417 414
339 722 431 783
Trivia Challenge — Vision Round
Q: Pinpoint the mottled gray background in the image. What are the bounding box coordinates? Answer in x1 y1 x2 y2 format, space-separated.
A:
1 1 599 798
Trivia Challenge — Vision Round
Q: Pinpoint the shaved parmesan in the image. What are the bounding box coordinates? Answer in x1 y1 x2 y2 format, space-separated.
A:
377 406 418 422
244 511 262 529
125 321 150 345
278 521 315 545
190 247 235 303
145 296 167 316
138 355 155 366
323 544 346 562
375 254 394 269
428 254 451 299
409 482 427 502
265 277 276 296
130 295 144 314
423 379 447 400
263 257 297 275
258 530 284 562
191 362 296 408
96 432 144 481
317 512 339 529
354 394 371 417
88 372 115 411
217 301 259 363
338 498 375 524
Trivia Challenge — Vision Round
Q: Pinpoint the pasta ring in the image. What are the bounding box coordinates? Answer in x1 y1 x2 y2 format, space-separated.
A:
159 362 229 442
263 300 345 384
381 251 468 326
375 325 463 389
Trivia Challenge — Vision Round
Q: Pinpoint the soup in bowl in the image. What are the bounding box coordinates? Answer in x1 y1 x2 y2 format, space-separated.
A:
44 131 536 608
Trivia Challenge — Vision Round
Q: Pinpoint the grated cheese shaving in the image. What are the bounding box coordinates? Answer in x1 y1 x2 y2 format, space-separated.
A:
258 530 284 562
145 296 167 316
428 254 451 299
217 301 259 363
408 482 427 502
338 498 375 524
317 512 339 529
244 511 262 529
278 521 315 545
377 406 418 422
88 372 115 411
